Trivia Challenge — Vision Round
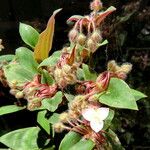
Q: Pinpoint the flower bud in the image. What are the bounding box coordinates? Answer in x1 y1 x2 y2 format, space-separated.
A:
107 60 119 72
15 91 24 99
87 38 97 52
90 0 103 11
120 63 132 74
27 101 41 110
10 89 19 95
91 30 102 43
53 123 65 133
63 64 71 73
96 72 110 91
68 29 78 43
59 112 69 123
77 33 86 45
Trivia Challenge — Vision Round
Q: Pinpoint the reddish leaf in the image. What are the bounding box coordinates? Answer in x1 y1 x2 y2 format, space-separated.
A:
34 9 62 62
67 15 83 25
96 71 110 91
95 6 116 26
67 45 76 65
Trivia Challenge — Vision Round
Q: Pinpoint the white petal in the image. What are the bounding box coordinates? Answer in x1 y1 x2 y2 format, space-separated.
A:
96 107 109 121
82 108 95 121
90 120 104 133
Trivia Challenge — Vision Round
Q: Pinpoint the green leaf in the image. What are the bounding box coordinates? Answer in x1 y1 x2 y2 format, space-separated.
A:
16 47 38 75
0 55 15 62
49 113 60 124
99 39 108 47
59 131 82 150
119 12 134 23
19 23 39 48
64 93 75 102
41 69 55 85
99 78 138 110
3 63 34 86
0 105 25 116
131 89 147 101
37 110 50 134
38 50 61 68
82 64 97 81
0 127 40 150
103 109 115 130
76 68 84 80
42 91 62 112
70 139 95 150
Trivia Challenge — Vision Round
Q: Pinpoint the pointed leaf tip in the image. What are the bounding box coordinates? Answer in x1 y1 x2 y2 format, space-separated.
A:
34 9 62 63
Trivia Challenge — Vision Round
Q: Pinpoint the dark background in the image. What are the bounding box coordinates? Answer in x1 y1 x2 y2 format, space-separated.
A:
0 0 150 149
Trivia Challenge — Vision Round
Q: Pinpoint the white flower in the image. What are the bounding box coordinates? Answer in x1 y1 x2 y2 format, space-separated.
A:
82 107 109 133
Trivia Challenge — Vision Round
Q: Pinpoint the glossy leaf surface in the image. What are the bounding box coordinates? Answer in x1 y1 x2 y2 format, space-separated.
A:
99 78 138 110
16 47 38 75
19 23 39 48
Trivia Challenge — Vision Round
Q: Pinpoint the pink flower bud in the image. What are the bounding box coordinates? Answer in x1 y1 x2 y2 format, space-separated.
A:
90 0 103 11
77 33 86 45
36 84 57 99
91 30 102 43
68 29 78 43
87 38 97 53
96 71 110 91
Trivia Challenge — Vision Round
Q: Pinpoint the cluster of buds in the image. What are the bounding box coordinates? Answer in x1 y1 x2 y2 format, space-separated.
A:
68 28 87 46
54 64 77 88
68 0 116 54
9 79 24 99
68 21 103 53
23 75 57 110
86 30 103 53
107 60 132 79
68 95 88 119
53 46 79 88
10 75 57 110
